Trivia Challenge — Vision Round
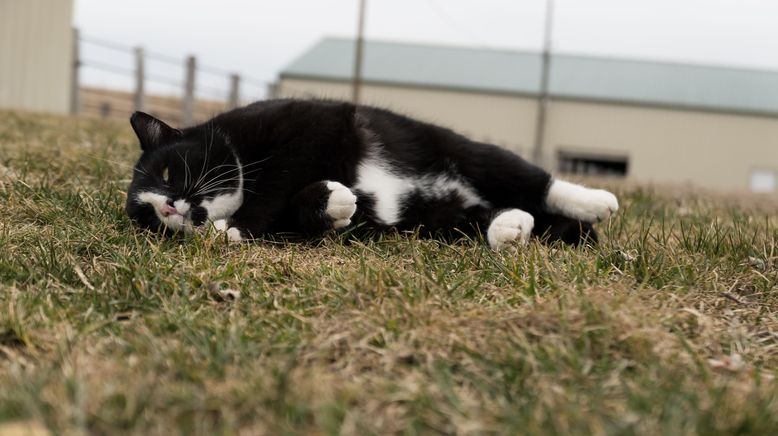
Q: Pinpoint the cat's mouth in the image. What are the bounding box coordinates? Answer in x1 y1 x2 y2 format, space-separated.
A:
157 205 195 232
158 204 193 231
159 202 209 231
161 212 194 231
160 203 179 217
136 192 200 232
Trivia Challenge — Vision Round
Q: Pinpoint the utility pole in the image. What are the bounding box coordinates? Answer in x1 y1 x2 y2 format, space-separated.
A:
531 0 555 167
352 0 367 105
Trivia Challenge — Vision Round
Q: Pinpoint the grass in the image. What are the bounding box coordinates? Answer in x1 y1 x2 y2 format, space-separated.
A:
0 110 777 435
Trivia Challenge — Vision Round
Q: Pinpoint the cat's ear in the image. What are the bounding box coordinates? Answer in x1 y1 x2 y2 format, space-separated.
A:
130 111 182 151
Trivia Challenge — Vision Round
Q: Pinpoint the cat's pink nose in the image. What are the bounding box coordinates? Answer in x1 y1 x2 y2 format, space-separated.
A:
160 204 178 217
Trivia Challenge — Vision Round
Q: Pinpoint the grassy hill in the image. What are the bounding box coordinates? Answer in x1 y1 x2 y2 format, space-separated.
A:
0 111 777 435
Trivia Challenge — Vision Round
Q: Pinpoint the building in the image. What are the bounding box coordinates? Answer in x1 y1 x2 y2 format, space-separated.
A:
276 38 778 193
0 0 76 115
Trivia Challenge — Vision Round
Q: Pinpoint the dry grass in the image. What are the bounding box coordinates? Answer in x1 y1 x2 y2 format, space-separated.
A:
0 110 777 435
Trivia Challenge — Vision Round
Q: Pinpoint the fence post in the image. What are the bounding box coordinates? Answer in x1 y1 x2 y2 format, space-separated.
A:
134 47 145 112
228 74 240 110
70 27 80 115
182 55 196 125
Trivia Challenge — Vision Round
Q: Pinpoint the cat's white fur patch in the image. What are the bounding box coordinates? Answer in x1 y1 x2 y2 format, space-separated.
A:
417 174 484 208
136 191 167 210
545 180 619 223
354 159 413 225
325 181 357 229
136 191 192 231
354 152 487 225
201 190 243 221
173 199 190 216
487 209 534 250
201 156 244 221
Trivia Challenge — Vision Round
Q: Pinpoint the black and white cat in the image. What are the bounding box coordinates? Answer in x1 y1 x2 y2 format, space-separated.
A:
126 99 618 249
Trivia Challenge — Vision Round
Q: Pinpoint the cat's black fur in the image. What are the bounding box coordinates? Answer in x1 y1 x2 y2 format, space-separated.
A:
126 99 597 245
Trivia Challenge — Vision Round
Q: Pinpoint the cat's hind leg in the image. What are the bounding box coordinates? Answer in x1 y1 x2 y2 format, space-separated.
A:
544 180 619 223
487 209 535 250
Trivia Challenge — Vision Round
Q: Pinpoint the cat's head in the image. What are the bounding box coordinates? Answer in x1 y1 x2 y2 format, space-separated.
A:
125 112 243 233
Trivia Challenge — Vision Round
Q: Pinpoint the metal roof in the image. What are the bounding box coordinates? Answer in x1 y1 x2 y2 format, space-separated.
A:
281 37 778 116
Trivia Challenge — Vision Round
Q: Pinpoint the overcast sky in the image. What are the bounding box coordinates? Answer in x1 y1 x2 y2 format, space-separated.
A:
74 0 778 101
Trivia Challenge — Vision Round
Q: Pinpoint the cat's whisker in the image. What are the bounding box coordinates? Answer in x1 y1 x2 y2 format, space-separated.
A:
191 163 244 188
190 162 239 192
196 172 242 186
185 152 192 191
193 127 217 190
188 156 268 195
196 183 256 197
185 154 196 194
192 176 243 197
177 150 193 193
234 156 271 171
200 164 242 178
199 174 243 187
192 155 211 191
197 187 258 198
191 172 244 194
134 165 152 177
192 181 230 197
190 161 234 188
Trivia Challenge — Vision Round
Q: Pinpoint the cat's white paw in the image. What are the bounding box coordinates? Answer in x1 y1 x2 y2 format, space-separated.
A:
212 219 229 232
545 180 619 223
325 181 357 229
211 219 244 242
584 189 619 222
226 227 244 242
487 209 535 250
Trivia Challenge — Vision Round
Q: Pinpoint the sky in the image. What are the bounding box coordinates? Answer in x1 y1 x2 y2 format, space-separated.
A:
74 0 778 101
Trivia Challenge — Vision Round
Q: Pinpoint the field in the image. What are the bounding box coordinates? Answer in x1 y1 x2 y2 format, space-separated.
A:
1 111 777 435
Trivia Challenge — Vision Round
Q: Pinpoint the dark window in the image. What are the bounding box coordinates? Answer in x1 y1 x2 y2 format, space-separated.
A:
558 151 628 177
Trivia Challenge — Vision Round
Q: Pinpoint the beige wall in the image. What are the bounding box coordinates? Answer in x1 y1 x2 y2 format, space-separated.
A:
546 101 778 190
0 0 75 114
278 77 778 191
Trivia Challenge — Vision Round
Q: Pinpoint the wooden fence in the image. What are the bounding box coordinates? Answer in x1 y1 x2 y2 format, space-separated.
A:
71 29 274 125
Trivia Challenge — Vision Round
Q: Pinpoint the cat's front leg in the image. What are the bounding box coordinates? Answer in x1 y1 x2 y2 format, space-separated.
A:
210 181 357 242
291 181 358 235
544 180 619 223
212 219 246 242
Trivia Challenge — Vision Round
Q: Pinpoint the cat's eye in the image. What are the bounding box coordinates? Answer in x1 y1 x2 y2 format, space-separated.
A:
161 167 170 183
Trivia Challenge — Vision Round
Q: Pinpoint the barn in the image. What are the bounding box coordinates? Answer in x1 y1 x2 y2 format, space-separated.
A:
0 0 76 115
276 38 778 193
